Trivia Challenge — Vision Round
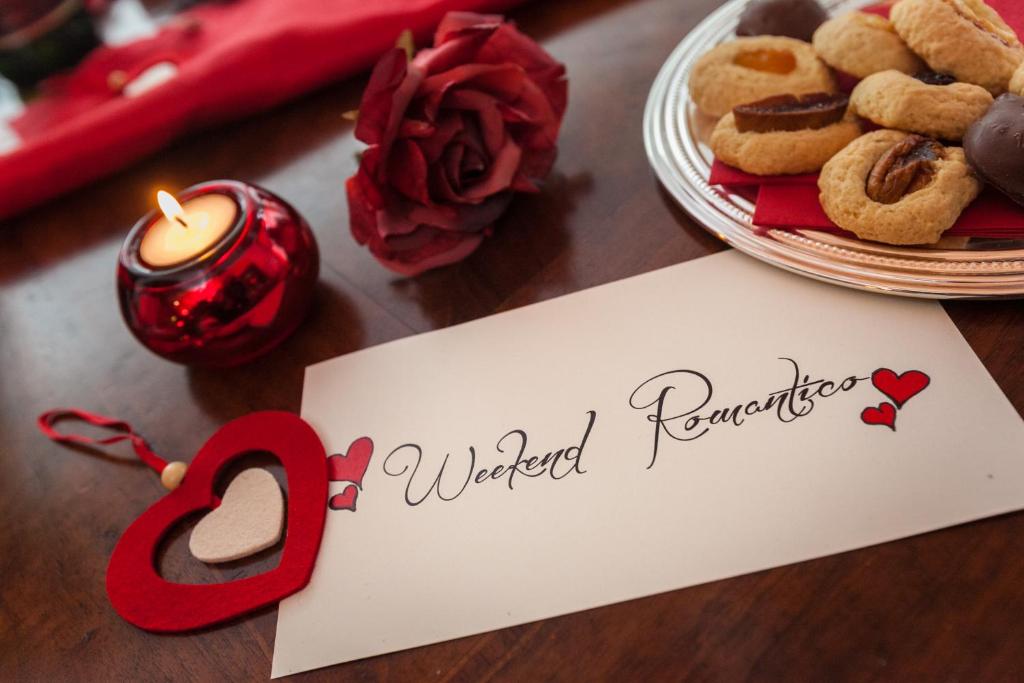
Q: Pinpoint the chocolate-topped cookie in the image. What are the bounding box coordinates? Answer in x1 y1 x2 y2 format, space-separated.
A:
914 71 956 87
736 0 828 42
964 93 1024 206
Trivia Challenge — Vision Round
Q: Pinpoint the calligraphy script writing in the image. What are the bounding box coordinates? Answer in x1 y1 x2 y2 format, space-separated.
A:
629 358 868 469
383 410 596 506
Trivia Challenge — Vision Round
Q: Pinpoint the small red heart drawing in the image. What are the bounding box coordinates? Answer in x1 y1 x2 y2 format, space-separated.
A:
327 437 374 511
861 402 897 431
872 368 931 408
106 411 327 632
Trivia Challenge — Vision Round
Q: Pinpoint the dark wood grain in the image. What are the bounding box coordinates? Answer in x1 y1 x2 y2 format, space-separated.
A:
2 0 1024 680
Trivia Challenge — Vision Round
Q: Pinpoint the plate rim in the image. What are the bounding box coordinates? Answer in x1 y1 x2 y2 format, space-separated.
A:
642 0 1024 300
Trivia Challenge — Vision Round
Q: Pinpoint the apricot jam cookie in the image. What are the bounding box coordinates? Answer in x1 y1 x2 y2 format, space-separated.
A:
689 36 835 118
850 70 994 140
891 0 1024 95
812 12 924 79
818 129 981 244
710 93 861 174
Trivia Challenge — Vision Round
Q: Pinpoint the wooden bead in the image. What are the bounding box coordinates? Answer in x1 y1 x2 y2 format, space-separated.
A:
160 461 188 490
107 70 128 92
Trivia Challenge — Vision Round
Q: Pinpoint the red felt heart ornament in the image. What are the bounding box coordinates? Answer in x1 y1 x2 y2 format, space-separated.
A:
872 369 931 408
106 411 327 632
861 402 897 431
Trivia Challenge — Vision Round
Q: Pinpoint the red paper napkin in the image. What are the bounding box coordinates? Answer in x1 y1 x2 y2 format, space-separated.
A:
709 0 1024 240
753 185 1024 237
0 0 528 221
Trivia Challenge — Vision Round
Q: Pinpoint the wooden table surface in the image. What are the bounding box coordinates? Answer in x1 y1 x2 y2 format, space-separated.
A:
3 0 1024 679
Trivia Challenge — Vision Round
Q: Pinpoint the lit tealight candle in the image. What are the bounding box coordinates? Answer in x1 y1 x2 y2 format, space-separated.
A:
119 180 319 366
139 190 239 268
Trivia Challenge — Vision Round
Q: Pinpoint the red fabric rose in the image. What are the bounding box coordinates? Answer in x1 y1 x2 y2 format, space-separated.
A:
346 12 568 275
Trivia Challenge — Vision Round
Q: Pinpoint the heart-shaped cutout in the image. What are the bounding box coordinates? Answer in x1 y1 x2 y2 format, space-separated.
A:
861 402 897 431
106 411 327 632
189 468 284 563
872 368 930 408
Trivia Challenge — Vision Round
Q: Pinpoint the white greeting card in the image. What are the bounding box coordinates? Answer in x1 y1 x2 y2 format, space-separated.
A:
273 251 1024 677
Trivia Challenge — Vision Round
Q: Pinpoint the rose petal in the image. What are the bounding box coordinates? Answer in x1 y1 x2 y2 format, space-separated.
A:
377 191 512 234
413 25 496 76
510 171 539 193
518 145 558 182
420 63 524 120
376 230 485 277
461 147 487 179
529 64 569 119
430 155 460 203
387 139 432 205
375 198 429 237
416 192 511 232
352 147 385 206
417 113 463 162
346 174 379 247
507 75 561 148
434 12 503 45
355 51 424 167
461 140 521 200
443 143 466 191
453 113 486 158
477 23 568 119
446 90 505 156
479 23 562 82
398 119 435 139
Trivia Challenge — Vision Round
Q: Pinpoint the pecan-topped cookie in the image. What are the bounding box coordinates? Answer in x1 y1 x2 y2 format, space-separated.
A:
711 93 861 174
891 0 1024 95
850 70 994 140
818 129 981 244
812 12 924 79
689 36 835 117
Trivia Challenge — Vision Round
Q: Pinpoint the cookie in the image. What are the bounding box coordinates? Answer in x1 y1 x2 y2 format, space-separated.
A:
689 36 835 118
736 0 829 42
850 70 994 140
812 12 924 79
818 129 980 244
711 94 861 174
891 0 1024 95
1010 60 1024 95
964 93 1024 207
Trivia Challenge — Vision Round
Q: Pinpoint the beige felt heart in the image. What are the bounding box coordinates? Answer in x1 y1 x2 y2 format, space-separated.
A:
189 468 284 564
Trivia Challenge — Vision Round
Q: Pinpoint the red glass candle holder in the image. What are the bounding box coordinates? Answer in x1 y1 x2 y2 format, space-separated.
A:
117 180 319 367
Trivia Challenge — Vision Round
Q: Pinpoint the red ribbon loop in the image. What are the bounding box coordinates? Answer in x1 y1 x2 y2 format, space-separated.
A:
37 409 169 474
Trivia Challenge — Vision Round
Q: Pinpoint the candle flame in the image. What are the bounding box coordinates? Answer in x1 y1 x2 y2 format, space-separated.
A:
157 190 189 228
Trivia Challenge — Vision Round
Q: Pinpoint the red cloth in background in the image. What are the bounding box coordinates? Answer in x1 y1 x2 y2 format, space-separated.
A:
0 0 527 220
711 0 1024 239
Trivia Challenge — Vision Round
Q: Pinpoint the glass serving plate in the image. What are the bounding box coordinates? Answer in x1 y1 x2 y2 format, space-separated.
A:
643 0 1024 298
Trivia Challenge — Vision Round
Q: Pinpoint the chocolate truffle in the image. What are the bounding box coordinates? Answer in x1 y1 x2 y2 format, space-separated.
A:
964 93 1024 207
736 0 829 42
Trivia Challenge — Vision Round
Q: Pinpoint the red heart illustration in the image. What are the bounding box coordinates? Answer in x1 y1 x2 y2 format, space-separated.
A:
106 411 327 632
861 402 897 431
872 368 931 408
327 436 374 511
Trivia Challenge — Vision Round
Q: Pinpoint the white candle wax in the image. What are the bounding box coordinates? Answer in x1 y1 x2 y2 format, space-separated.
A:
139 192 239 268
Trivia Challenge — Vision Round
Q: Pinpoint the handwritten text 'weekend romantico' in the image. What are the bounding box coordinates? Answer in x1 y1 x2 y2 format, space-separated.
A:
383 358 867 505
